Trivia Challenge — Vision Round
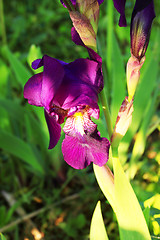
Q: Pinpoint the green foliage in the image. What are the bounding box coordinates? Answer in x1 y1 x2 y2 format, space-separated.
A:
0 0 159 239
0 233 7 240
90 201 109 240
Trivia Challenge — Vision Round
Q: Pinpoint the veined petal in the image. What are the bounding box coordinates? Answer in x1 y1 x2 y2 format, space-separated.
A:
44 110 61 149
113 0 127 27
62 134 110 169
24 72 43 107
63 110 97 137
62 136 91 169
131 0 155 60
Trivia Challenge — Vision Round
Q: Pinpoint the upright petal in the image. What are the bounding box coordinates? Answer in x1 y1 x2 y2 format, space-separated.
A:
64 58 103 91
41 55 65 111
130 0 155 60
24 72 43 107
113 0 127 27
44 110 61 149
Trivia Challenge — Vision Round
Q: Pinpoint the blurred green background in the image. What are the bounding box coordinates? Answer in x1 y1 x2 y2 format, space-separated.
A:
0 0 160 239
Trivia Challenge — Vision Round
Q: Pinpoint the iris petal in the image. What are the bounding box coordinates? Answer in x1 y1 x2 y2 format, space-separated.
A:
62 134 110 169
44 110 61 149
24 72 43 107
41 55 65 111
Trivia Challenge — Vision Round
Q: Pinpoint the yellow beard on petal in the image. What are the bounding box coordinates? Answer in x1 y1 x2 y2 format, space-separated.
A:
74 112 85 136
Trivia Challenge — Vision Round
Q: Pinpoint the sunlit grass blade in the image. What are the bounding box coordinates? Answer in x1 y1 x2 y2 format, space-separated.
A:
0 233 7 240
93 163 115 209
119 30 160 162
0 129 44 176
127 83 160 179
1 45 31 86
27 44 42 73
0 98 48 149
90 201 109 240
111 32 126 127
113 157 151 240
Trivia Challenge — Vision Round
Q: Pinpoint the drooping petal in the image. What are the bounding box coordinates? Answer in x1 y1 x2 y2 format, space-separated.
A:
44 110 61 149
130 0 155 60
62 134 110 169
62 135 91 169
113 0 127 27
24 72 43 107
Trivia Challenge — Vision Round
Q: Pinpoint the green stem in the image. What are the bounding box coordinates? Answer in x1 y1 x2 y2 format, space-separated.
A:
62 0 75 11
106 0 113 80
99 90 113 140
0 0 7 45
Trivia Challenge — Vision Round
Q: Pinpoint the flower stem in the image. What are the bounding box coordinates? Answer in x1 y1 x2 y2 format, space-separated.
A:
99 90 113 140
62 0 75 11
0 0 7 45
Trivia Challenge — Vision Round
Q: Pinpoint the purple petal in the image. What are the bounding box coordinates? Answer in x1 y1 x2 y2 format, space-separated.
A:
62 135 91 169
98 0 104 5
41 55 65 111
64 58 103 91
44 110 61 149
62 94 99 111
131 0 155 59
23 72 43 107
113 0 127 27
62 134 110 169
32 59 42 70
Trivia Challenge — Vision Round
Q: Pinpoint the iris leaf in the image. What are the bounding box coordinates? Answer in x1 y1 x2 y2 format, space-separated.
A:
0 129 44 176
90 201 109 240
111 32 126 128
2 45 31 86
113 157 151 240
0 233 7 240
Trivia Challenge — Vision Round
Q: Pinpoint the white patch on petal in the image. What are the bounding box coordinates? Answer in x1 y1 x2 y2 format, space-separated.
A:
74 112 85 136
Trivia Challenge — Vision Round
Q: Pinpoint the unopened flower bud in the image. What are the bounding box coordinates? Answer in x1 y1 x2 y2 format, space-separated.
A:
127 53 145 101
111 97 134 148
130 0 155 61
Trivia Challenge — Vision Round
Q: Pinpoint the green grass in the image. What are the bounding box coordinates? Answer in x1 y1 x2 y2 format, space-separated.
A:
0 0 159 239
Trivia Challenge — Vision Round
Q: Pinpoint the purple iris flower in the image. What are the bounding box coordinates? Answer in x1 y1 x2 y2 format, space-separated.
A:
130 0 155 60
24 55 110 169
